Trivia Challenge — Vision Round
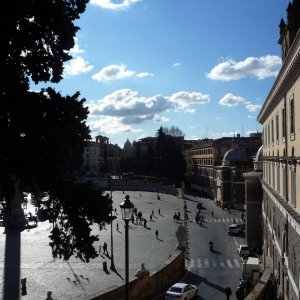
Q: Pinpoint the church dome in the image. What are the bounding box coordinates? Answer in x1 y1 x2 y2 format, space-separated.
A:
253 145 263 171
223 147 247 162
254 145 263 162
123 139 133 151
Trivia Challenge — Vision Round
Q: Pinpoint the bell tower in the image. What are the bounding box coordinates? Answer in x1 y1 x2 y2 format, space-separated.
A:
278 0 300 61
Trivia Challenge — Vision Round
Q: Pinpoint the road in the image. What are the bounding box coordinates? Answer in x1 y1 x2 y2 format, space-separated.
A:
156 196 246 300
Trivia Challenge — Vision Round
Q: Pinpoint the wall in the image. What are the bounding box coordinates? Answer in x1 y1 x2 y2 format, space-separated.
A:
90 250 185 300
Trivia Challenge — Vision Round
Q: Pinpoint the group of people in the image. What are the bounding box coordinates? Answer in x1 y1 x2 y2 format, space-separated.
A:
173 211 181 222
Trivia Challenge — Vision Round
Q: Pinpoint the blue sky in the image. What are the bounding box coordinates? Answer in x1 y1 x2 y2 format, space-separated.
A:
35 0 288 147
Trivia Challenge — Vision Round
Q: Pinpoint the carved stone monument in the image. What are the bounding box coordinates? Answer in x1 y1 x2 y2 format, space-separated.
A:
176 223 186 250
135 263 150 277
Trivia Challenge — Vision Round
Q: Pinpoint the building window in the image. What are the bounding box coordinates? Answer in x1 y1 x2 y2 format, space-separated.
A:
277 163 280 194
281 106 286 142
283 164 287 200
291 165 296 207
268 123 270 146
289 95 295 139
271 118 274 145
275 113 279 144
272 163 275 188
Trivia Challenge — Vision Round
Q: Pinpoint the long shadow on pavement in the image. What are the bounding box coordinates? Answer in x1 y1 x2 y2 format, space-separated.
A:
187 271 226 298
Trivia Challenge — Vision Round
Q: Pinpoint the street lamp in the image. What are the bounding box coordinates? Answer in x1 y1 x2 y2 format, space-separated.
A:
110 188 116 271
120 195 135 300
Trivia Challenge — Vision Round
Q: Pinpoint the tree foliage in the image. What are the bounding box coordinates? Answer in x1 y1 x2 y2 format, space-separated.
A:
0 0 112 262
156 127 186 182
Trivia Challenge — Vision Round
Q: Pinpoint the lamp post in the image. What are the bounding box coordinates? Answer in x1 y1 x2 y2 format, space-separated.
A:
120 195 135 300
110 188 116 271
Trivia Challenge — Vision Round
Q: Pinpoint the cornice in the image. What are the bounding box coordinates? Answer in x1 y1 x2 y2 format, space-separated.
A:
258 29 300 123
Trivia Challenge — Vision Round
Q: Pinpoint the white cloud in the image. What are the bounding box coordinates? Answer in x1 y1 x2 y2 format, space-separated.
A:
206 55 281 81
248 115 256 119
89 89 172 118
64 56 94 76
168 91 210 109
153 115 169 123
90 0 140 10
219 93 245 107
88 116 141 134
69 37 84 54
92 64 135 82
136 72 154 78
184 108 196 113
172 62 182 67
88 89 209 135
210 131 240 138
245 104 262 112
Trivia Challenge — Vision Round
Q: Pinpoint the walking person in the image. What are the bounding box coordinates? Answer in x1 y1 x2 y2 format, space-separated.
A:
211 210 214 217
103 242 108 255
116 223 119 231
173 212 177 222
224 286 232 300
155 229 159 239
99 244 102 254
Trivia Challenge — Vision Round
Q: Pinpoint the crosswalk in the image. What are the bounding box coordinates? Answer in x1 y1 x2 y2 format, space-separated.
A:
199 218 243 223
186 257 242 270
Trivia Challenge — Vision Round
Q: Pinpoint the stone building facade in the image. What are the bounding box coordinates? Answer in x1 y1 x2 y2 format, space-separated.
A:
257 1 300 299
190 133 261 201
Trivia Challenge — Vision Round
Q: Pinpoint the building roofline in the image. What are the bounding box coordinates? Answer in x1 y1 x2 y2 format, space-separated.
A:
257 29 300 123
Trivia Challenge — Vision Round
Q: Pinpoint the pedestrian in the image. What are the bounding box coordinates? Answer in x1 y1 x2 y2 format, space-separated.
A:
241 212 244 221
158 209 161 215
224 286 232 300
173 212 177 222
116 223 119 231
155 229 158 239
140 193 142 197
114 208 117 214
233 218 236 224
99 244 102 254
131 215 134 223
150 214 152 221
103 242 108 255
212 210 214 217
152 210 154 216
143 218 147 227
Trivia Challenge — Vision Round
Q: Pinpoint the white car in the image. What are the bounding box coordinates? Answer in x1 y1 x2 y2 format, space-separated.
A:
237 244 250 257
165 282 198 300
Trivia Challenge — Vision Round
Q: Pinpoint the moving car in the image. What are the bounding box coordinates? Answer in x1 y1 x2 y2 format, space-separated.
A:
237 244 250 257
165 283 198 300
228 223 245 235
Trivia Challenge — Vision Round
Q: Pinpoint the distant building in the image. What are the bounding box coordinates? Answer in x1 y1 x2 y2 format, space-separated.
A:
123 139 133 152
81 135 121 177
257 1 300 299
243 146 263 250
190 133 261 204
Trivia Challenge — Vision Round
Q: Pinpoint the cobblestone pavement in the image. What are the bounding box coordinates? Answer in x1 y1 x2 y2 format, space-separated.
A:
0 191 187 300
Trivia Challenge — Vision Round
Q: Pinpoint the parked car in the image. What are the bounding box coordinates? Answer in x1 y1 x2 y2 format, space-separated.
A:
235 278 253 299
237 244 250 257
228 223 245 235
165 283 198 300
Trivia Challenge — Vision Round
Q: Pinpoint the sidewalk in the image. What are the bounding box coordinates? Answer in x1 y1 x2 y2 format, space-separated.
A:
0 191 186 300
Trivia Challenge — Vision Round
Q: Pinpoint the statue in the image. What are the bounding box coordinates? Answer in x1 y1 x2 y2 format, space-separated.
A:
135 263 149 277
176 223 186 250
